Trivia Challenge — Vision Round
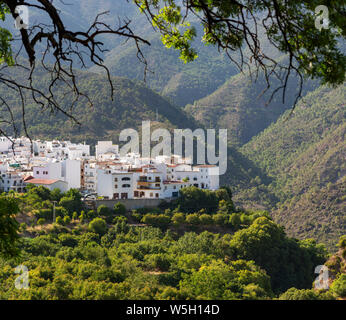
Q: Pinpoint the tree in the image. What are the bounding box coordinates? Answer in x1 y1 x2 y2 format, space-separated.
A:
134 0 346 107
230 217 327 293
114 202 127 215
212 213 229 226
179 260 272 299
97 205 112 217
59 190 83 214
330 274 346 298
0 1 344 139
0 195 20 257
171 212 185 225
278 288 335 300
199 214 213 225
88 218 107 236
178 186 218 213
185 213 200 225
37 218 46 226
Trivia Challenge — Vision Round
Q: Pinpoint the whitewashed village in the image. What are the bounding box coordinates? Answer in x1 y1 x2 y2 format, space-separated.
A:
0 136 219 200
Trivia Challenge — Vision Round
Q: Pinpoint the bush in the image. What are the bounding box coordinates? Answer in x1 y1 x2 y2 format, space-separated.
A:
145 254 171 272
199 214 213 225
79 213 85 223
59 234 78 247
19 222 27 232
39 209 52 220
56 216 64 225
178 186 219 213
87 210 97 220
72 212 78 220
338 235 346 249
97 205 111 217
330 274 346 298
37 218 46 226
279 288 335 300
63 216 71 225
88 218 107 236
172 212 185 225
132 212 142 223
229 213 241 228
142 214 170 228
213 213 229 225
186 214 200 225
59 194 83 214
112 216 127 224
55 206 68 218
114 202 126 215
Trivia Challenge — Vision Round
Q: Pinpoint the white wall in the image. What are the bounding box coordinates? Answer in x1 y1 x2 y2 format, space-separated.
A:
62 159 81 189
33 162 62 180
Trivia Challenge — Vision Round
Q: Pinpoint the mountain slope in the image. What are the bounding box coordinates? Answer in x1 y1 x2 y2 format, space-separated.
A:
185 70 319 146
0 64 272 192
239 84 345 249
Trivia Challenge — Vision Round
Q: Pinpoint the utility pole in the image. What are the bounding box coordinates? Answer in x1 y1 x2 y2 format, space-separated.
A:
52 201 57 223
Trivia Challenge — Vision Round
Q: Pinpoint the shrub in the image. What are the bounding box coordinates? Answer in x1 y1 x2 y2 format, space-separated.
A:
79 213 85 223
88 218 107 236
114 202 126 215
338 235 346 249
72 211 78 220
145 254 171 272
55 206 68 218
97 205 111 217
132 212 142 223
186 214 200 225
172 212 185 225
37 218 46 226
63 216 71 225
279 288 335 300
112 216 127 224
56 216 64 225
141 214 170 228
229 213 241 228
59 234 78 247
87 210 97 220
213 213 229 225
330 274 346 297
39 209 52 220
199 214 213 225
19 222 27 232
178 186 219 213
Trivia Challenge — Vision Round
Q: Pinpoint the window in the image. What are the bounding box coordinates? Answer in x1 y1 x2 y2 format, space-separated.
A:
114 184 118 189
134 191 139 197
150 193 153 197
122 184 131 188
122 177 131 181
114 177 118 182
155 193 159 198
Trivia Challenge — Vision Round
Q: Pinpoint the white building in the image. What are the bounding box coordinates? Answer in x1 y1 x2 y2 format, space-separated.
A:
0 137 220 198
95 141 119 159
24 177 68 192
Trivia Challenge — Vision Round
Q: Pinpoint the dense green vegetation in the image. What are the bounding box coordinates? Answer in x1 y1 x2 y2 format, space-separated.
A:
185 71 318 146
1 188 344 300
239 84 345 249
0 1 344 287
